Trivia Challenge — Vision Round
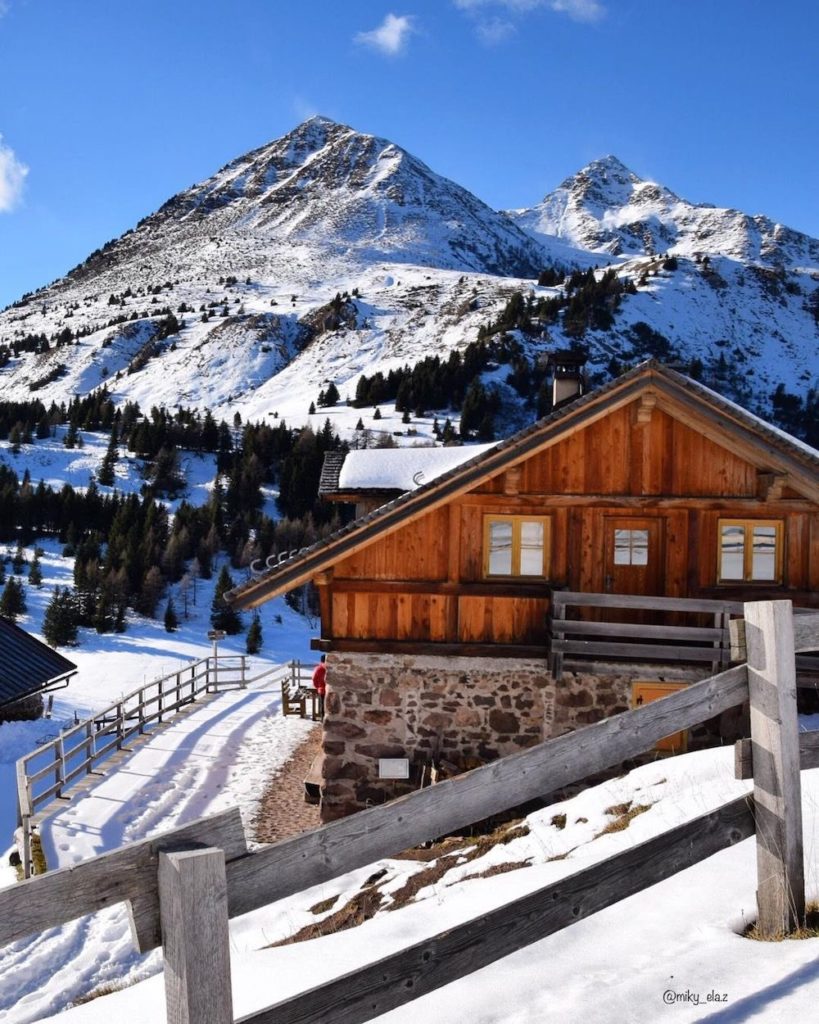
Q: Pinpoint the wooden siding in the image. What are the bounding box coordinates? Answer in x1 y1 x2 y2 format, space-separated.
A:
477 405 758 498
323 397 819 648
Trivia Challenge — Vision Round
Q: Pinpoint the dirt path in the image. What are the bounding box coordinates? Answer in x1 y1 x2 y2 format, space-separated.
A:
251 723 322 842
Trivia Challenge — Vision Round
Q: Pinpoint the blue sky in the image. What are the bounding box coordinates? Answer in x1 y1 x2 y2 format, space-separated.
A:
0 0 817 308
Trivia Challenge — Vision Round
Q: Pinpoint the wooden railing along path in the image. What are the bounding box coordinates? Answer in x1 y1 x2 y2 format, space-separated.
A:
15 656 308 879
2 601 818 1024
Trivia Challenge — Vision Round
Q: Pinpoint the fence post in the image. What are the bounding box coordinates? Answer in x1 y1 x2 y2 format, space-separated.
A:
241 655 247 690
138 688 145 735
158 847 233 1024
85 721 95 772
116 702 124 751
745 599 805 937
55 733 66 799
158 679 164 724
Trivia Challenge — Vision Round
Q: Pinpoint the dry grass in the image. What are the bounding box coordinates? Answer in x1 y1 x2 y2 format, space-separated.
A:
271 820 532 944
270 886 385 946
744 903 819 942
309 894 339 915
597 801 653 837
459 858 533 883
550 813 567 830
69 980 134 1007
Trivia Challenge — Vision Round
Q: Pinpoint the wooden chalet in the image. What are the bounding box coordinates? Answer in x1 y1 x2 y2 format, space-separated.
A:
228 361 819 820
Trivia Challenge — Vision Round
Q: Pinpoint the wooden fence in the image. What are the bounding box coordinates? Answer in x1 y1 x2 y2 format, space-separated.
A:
15 656 305 879
2 601 818 1024
549 590 743 679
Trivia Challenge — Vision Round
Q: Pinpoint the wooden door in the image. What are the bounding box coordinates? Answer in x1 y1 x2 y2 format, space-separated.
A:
632 682 688 753
603 517 664 596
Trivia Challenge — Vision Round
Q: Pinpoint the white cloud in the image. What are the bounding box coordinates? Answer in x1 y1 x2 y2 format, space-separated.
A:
454 0 605 22
0 2 9 19
476 16 517 44
355 13 415 56
549 0 604 22
0 135 28 212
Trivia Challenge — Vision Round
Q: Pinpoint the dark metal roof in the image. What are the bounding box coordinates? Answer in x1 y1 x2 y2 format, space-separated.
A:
318 451 347 495
227 360 819 609
0 618 77 708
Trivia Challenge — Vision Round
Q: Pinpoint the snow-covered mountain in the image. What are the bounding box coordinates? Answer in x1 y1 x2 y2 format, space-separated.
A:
510 154 819 267
68 115 546 287
0 120 816 431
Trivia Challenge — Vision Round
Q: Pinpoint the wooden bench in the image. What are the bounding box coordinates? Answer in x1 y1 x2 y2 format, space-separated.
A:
281 678 318 719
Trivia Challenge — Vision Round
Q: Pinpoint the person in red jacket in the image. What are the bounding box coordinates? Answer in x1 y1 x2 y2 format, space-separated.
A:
312 654 326 718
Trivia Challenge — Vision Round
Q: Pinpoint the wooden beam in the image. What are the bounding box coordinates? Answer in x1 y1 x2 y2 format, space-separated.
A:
0 807 246 951
735 732 819 778
331 579 550 599
550 639 728 663
757 472 787 502
159 848 233 1024
224 665 748 921
503 466 522 496
552 590 744 614
459 493 817 510
310 639 547 659
731 611 819 659
636 391 657 425
745 600 804 937
237 797 754 1024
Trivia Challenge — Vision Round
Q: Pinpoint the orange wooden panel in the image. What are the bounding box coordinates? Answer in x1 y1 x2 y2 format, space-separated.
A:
632 682 688 753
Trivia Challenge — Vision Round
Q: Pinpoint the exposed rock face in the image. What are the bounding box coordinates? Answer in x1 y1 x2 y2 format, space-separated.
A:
319 652 634 821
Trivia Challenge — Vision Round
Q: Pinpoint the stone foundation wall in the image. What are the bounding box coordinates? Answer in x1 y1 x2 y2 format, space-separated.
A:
319 652 635 822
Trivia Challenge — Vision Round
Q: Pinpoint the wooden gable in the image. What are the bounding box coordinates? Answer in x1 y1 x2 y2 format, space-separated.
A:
227 363 819 619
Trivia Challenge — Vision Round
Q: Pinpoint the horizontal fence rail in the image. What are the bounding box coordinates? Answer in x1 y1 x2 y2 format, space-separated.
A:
550 591 745 679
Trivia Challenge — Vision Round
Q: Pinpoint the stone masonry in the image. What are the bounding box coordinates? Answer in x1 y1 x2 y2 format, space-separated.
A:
319 652 634 822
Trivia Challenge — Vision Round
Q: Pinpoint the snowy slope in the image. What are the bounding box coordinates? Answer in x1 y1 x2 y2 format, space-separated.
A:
0 121 816 433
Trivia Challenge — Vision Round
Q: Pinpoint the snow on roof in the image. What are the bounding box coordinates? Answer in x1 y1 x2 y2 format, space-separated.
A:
338 443 498 492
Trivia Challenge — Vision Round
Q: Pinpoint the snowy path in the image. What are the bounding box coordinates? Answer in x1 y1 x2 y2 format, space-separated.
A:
0 674 316 1022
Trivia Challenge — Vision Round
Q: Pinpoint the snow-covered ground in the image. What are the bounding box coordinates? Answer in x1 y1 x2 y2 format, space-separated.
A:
3 747 819 1023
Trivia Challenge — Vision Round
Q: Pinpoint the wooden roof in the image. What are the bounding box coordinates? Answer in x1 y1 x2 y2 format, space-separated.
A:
0 618 77 709
227 361 819 610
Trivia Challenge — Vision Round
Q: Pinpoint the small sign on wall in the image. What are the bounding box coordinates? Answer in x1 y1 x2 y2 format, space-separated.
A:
378 758 410 780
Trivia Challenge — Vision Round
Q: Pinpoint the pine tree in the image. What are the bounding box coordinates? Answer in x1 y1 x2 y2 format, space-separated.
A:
28 551 43 587
98 426 119 487
12 543 25 574
0 576 26 621
164 597 179 633
43 587 79 646
211 564 242 634
246 612 263 654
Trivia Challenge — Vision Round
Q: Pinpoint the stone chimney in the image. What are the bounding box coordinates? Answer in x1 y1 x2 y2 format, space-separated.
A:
547 350 587 408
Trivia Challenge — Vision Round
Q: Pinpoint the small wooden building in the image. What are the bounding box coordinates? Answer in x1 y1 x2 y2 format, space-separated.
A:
228 362 819 820
0 618 77 721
